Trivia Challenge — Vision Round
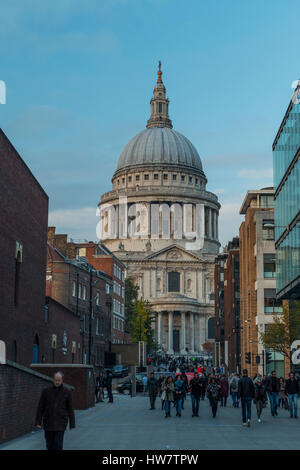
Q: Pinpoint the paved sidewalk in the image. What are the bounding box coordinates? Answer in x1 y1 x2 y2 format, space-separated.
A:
1 395 299 450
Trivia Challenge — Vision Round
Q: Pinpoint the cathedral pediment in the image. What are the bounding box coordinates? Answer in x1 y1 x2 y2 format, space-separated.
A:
143 244 206 263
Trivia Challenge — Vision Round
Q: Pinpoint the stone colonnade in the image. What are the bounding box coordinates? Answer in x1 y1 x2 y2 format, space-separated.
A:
155 311 206 355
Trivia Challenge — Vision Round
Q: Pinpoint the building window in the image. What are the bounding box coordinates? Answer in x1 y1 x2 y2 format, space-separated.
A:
144 174 149 180
163 174 168 180
195 178 198 185
78 283 82 299
264 254 276 278
207 318 215 339
128 176 132 182
264 289 283 313
154 174 159 180
122 177 125 184
181 175 185 182
168 271 180 292
173 174 177 181
135 175 140 181
262 220 275 240
189 176 192 184
83 285 86 300
96 292 100 306
72 280 77 297
106 283 110 294
260 195 274 208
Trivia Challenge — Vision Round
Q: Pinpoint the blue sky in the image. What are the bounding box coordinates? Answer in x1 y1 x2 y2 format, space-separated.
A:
0 0 299 247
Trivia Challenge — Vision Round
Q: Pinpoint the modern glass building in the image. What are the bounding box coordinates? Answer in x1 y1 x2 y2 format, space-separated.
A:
273 82 300 300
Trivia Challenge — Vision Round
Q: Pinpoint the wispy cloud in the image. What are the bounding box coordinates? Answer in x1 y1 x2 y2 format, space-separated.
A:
237 168 273 179
48 206 98 241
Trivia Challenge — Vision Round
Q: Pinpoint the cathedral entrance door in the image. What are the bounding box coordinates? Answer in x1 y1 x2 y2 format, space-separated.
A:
173 330 180 353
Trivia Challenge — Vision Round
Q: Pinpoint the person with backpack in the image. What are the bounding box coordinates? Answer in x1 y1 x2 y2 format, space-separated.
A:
253 377 267 423
238 369 255 427
230 373 239 408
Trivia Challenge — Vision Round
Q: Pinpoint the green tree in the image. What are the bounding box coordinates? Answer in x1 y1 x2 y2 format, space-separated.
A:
124 278 139 332
129 298 157 351
260 301 300 364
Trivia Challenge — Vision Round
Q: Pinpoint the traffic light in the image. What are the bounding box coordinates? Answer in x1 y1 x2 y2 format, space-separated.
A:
266 351 272 364
147 357 151 365
245 352 251 364
255 355 260 364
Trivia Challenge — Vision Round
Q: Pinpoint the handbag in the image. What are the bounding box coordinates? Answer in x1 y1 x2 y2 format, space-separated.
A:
161 390 166 401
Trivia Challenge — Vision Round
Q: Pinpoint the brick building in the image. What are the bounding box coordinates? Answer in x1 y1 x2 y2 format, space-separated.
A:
46 239 113 368
214 252 227 369
223 237 241 373
48 228 128 345
214 237 241 373
239 188 286 377
0 129 49 367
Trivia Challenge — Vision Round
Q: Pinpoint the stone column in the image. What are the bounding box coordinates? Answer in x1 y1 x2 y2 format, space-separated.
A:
208 208 212 239
157 312 162 347
199 315 206 352
190 312 195 353
168 311 174 354
194 314 199 353
180 311 186 353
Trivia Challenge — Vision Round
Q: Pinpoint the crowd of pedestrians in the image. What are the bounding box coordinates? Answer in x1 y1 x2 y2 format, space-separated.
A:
142 357 300 427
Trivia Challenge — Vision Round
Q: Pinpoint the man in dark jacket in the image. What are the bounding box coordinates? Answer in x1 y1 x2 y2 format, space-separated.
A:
190 372 202 417
238 369 255 427
35 371 75 450
265 371 280 417
106 370 114 403
200 374 207 400
148 372 159 409
285 372 299 418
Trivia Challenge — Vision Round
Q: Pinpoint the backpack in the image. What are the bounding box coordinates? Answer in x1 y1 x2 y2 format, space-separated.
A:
231 378 237 391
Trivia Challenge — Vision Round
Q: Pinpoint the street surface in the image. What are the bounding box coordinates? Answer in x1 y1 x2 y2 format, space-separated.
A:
1 392 299 450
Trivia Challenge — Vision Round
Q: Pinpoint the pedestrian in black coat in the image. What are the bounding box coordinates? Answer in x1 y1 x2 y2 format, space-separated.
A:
106 370 114 403
238 369 255 427
35 371 75 450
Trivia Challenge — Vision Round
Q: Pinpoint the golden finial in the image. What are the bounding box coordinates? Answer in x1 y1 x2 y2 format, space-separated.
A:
157 60 162 83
